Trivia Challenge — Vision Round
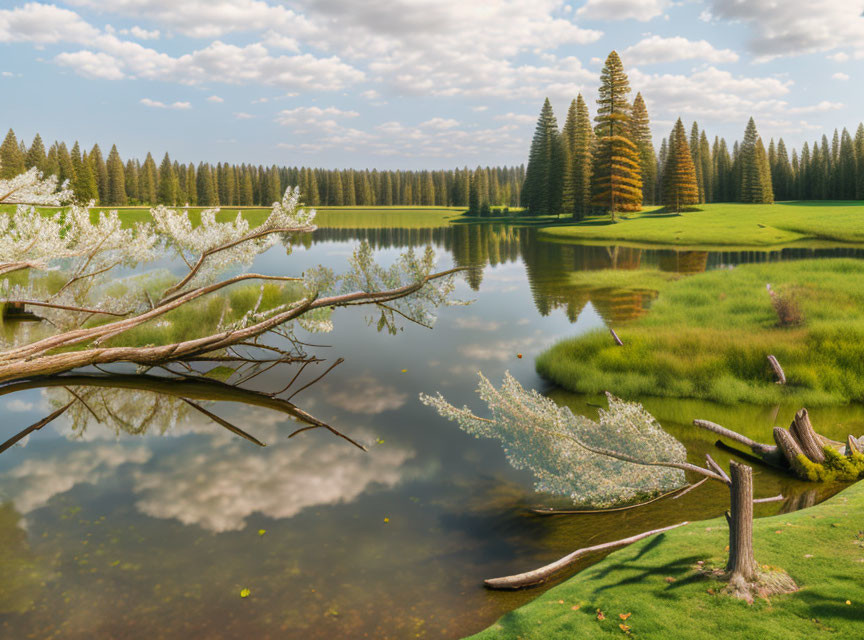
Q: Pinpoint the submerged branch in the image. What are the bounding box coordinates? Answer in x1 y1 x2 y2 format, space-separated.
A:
484 521 689 589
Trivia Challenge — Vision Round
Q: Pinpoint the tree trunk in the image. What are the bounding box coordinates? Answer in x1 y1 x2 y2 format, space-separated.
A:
725 461 757 581
790 409 825 463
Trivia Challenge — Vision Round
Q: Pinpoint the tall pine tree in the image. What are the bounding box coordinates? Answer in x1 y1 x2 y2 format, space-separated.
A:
592 51 642 218
523 98 564 215
661 119 699 213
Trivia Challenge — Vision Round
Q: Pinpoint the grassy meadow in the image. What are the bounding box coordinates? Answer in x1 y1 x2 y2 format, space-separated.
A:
468 478 864 640
537 259 864 406
540 202 864 247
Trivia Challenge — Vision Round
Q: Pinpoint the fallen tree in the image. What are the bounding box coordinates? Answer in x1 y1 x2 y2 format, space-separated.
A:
693 408 864 482
1 169 463 448
421 374 797 601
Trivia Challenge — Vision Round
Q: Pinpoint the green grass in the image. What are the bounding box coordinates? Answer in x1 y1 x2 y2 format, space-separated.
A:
537 259 864 405
0 204 464 229
467 479 864 640
539 202 864 248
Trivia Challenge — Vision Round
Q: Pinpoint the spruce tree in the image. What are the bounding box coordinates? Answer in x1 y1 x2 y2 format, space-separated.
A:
157 153 179 205
139 153 158 204
592 51 642 218
855 124 864 200
630 92 656 205
105 145 127 205
25 134 46 172
699 131 712 204
661 119 699 213
71 144 98 203
739 118 773 203
523 98 564 215
89 144 109 204
0 129 25 178
185 163 197 205
196 163 217 206
57 143 75 187
689 122 704 202
839 128 856 199
125 159 140 203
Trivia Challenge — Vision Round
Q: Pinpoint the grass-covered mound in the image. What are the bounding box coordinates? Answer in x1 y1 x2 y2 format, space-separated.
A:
467 479 864 640
537 259 864 405
539 202 864 247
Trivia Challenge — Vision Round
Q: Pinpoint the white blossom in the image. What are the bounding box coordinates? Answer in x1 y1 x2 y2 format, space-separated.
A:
421 373 688 507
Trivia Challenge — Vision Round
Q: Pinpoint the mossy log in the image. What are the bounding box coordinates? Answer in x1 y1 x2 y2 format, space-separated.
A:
694 409 863 482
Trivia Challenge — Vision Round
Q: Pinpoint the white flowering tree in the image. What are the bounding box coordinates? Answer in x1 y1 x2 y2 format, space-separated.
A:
0 169 462 450
421 373 796 600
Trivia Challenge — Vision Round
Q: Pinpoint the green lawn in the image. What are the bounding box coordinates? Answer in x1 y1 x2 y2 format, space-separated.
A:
468 478 864 640
539 202 864 248
0 204 465 229
537 259 864 405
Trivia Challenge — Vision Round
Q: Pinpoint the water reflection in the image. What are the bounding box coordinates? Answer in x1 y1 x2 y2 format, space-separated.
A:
2 221 864 639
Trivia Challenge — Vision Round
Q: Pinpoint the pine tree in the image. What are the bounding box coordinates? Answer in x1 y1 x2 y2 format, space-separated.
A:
196 163 217 206
125 159 140 203
0 129 25 178
185 163 197 205
138 153 157 203
739 118 773 204
689 122 704 202
774 139 793 201
630 92 656 206
855 124 864 200
661 119 699 213
105 145 127 205
699 131 712 204
56 143 75 187
523 98 564 215
755 137 774 204
839 128 856 199
592 51 642 218
156 153 179 205
89 144 109 204
25 134 46 172
239 170 254 205
71 143 98 203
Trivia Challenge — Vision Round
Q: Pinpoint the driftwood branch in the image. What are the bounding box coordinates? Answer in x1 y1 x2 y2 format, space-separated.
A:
767 355 786 384
0 400 75 454
484 521 689 589
609 327 624 346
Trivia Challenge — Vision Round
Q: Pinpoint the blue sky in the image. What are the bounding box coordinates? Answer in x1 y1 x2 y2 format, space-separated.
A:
1 0 861 169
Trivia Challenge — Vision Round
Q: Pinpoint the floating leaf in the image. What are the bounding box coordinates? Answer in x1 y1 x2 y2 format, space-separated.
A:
384 517 389 523
258 529 266 536
240 588 250 598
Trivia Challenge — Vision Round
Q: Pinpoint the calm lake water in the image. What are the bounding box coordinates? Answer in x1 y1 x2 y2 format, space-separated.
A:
1 217 862 639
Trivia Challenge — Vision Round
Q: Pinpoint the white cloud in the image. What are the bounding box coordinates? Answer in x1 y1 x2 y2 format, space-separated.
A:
118 25 160 40
206 94 224 102
420 117 459 129
577 0 668 21
622 35 739 65
827 52 850 63
705 0 864 60
140 97 191 109
832 72 850 81
0 2 99 44
320 375 407 415
55 50 126 79
133 430 416 532
234 111 254 119
787 100 844 114
5 399 34 412
494 112 537 125
275 105 359 130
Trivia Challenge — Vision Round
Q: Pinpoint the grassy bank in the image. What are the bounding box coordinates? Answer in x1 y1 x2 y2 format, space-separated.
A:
537 259 864 405
538 202 864 247
468 479 864 640
0 204 464 229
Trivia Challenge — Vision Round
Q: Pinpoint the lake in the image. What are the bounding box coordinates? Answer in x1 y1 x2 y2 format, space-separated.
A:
1 215 861 639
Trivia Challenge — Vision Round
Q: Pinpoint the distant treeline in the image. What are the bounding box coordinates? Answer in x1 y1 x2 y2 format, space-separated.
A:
524 51 864 218
0 129 524 209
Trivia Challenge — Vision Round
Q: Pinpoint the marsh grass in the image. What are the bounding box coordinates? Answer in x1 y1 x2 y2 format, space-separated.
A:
537 259 864 405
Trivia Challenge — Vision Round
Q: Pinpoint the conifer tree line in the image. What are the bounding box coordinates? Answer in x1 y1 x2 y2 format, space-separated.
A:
0 129 524 209
524 51 864 218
